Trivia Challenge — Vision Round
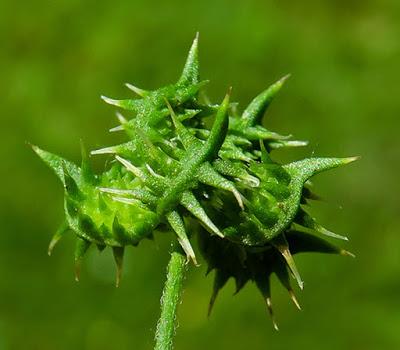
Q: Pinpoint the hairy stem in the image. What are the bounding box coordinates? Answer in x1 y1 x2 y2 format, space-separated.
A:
155 245 188 350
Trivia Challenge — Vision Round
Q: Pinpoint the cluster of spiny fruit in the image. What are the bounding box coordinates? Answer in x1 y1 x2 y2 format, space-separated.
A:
33 34 356 329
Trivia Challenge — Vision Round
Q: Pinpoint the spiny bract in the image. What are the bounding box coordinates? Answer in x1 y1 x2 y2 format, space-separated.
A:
33 34 357 329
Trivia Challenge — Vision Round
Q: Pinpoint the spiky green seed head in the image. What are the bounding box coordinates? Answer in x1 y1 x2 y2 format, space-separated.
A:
33 35 357 328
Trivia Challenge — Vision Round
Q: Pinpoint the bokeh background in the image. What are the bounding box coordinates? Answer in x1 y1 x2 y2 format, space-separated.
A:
1 0 399 349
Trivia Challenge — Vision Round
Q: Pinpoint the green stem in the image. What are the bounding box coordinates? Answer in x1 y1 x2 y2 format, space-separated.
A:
155 246 188 350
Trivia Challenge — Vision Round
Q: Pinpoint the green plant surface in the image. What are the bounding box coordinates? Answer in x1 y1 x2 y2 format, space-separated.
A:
32 35 357 346
155 247 187 350
2 1 400 349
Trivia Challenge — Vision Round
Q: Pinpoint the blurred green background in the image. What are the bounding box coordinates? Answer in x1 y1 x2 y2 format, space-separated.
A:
1 0 399 349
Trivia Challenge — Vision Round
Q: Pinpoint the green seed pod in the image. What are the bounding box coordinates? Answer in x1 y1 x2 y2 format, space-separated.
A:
33 35 357 329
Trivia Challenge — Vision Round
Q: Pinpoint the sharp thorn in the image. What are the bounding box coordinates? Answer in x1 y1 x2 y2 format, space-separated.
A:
74 238 91 282
111 196 139 205
344 156 361 164
115 155 143 178
288 289 302 310
98 187 131 195
145 164 163 178
341 250 356 258
74 263 81 282
273 236 304 290
48 221 69 256
279 73 291 84
208 291 217 318
233 189 244 210
125 83 147 97
322 229 348 241
178 238 198 266
91 147 116 155
266 297 279 331
112 246 125 288
101 95 122 106
116 112 127 124
109 125 124 132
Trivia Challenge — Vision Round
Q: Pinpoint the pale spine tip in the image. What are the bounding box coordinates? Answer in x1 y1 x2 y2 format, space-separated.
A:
125 83 147 97
279 73 291 84
341 250 356 258
344 156 360 164
289 289 302 310
101 95 117 104
91 147 116 155
109 125 124 132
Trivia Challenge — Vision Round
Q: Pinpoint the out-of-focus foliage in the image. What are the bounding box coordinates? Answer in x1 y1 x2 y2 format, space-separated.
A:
1 0 399 349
